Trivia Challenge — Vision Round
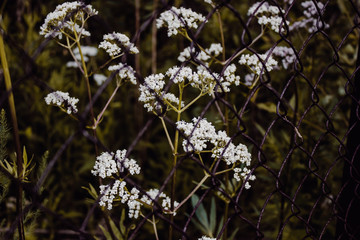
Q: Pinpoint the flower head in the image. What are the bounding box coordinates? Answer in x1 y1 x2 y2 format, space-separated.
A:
40 1 97 39
99 32 139 57
44 91 79 114
157 7 206 37
239 53 278 75
290 1 329 33
108 63 137 85
248 2 288 33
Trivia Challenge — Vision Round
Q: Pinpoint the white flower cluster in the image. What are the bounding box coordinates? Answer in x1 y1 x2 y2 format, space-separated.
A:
198 236 216 240
239 53 278 75
140 188 179 215
93 74 107 86
195 65 240 93
91 149 141 178
270 46 296 69
248 2 289 33
98 180 141 216
178 43 223 64
244 73 255 86
138 73 184 112
92 153 178 217
66 45 98 68
44 91 79 114
157 7 206 37
176 118 255 187
177 117 217 152
290 1 329 33
108 63 137 85
40 1 97 39
99 32 139 57
139 64 240 112
92 150 142 216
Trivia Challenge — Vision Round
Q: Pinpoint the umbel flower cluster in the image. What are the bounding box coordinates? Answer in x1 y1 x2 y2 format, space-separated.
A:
177 118 256 189
92 150 178 217
248 2 289 33
40 1 98 39
99 32 139 57
138 63 240 113
44 91 79 114
157 6 206 37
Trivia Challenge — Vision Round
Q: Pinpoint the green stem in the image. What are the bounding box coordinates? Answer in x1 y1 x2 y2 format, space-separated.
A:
72 25 96 127
71 25 99 158
180 91 205 113
173 174 209 212
92 85 120 129
216 10 226 62
169 83 183 240
152 215 160 240
0 29 25 240
229 28 265 63
160 117 175 151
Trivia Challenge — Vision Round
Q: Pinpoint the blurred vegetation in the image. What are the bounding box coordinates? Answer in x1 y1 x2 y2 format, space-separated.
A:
0 0 359 239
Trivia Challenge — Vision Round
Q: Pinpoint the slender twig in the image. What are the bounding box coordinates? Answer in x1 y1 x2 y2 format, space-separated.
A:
160 117 175 151
92 85 120 129
174 174 209 212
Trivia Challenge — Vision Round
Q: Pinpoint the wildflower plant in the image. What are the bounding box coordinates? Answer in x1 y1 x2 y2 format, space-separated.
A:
36 0 334 239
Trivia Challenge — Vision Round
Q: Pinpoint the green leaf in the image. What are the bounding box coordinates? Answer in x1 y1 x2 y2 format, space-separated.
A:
209 197 216 234
109 217 121 240
228 228 239 240
216 217 224 236
82 183 98 200
191 194 210 232
119 208 126 235
99 224 113 240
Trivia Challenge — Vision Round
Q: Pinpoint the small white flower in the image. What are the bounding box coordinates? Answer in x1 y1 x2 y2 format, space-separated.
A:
198 236 216 240
244 73 255 86
91 152 117 178
178 43 223 64
99 32 139 57
108 63 137 85
140 188 179 215
157 7 206 37
290 1 329 33
239 53 278 75
270 46 296 69
248 2 288 33
40 1 98 39
44 91 79 114
66 45 98 68
115 149 141 175
93 74 107 86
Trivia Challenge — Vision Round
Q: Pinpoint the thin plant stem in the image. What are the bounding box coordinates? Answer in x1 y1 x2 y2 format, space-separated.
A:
174 174 209 212
160 117 175 151
92 85 120 129
216 10 226 62
66 36 84 74
152 215 160 240
169 83 183 240
216 10 229 239
72 24 96 129
180 91 205 113
228 28 265 63
0 29 25 240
